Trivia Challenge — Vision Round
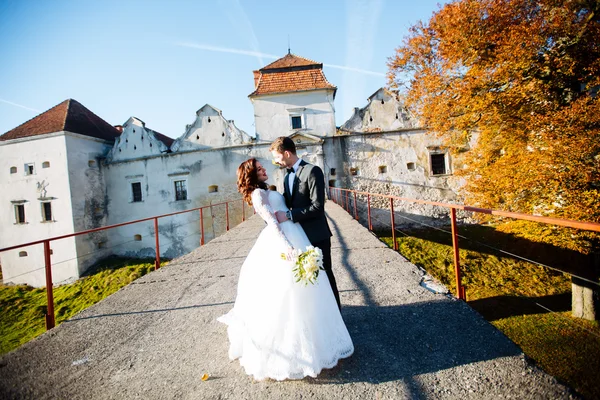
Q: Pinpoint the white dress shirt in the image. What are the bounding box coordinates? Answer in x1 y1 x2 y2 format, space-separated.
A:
287 158 302 195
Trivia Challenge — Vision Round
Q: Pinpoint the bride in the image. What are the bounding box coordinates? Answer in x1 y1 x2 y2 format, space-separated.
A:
217 158 354 381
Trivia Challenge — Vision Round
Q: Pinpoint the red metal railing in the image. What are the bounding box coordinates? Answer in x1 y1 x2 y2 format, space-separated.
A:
0 197 247 330
328 186 600 301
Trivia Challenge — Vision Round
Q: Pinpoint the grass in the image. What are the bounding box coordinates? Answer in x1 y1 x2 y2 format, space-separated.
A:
0 257 165 355
378 225 600 399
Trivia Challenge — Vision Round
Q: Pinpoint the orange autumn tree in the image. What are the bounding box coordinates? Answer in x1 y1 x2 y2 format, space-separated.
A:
388 0 600 251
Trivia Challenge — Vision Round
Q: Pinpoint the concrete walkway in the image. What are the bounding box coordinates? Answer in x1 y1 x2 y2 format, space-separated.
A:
0 202 577 399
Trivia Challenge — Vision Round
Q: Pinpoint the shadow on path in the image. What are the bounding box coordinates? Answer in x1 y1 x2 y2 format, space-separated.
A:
315 301 521 385
328 217 376 307
65 301 234 322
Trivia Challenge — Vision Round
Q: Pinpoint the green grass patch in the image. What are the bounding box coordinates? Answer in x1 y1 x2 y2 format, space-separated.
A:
0 257 166 355
378 225 600 399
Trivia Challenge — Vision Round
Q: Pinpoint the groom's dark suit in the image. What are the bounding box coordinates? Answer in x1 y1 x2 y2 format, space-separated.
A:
284 160 341 310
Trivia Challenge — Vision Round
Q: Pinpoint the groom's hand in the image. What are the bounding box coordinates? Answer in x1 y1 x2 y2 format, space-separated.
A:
275 211 288 223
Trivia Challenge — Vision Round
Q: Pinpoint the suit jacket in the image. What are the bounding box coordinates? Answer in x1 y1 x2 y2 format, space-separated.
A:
284 160 332 244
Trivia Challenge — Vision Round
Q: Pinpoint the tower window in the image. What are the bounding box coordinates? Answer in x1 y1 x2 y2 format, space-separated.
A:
208 185 219 193
10 166 17 174
291 116 302 129
378 165 387 174
42 161 50 168
407 162 416 171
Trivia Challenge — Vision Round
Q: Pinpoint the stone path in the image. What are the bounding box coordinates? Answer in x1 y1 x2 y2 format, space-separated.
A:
0 202 577 399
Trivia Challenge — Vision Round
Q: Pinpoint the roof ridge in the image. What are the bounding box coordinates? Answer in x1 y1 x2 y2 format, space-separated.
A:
62 99 72 131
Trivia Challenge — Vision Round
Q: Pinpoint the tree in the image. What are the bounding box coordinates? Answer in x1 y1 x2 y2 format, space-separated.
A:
388 0 600 319
388 0 600 231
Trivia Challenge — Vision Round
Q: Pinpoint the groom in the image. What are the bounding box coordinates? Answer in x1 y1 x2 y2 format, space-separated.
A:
270 136 341 311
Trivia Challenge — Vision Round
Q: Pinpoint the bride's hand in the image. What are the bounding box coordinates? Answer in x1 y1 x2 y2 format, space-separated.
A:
285 247 296 261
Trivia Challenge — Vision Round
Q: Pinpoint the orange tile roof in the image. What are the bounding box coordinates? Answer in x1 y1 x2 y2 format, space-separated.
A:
261 53 320 70
1 99 120 142
250 53 336 97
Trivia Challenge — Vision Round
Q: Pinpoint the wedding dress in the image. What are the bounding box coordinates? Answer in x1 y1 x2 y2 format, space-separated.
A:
217 188 354 381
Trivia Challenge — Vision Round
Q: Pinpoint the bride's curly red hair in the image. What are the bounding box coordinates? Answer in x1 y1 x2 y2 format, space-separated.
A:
237 158 267 205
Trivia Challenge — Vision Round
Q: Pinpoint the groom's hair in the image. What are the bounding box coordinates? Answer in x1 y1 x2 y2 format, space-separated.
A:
269 136 296 155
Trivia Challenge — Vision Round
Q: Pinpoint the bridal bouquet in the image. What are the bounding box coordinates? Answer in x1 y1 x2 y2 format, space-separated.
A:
281 246 324 286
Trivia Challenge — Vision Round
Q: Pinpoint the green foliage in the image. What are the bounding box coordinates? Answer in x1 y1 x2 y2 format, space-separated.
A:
0 257 163 355
378 226 600 399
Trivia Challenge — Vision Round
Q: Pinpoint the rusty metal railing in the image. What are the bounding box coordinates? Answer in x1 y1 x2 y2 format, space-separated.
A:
328 186 600 301
0 197 248 330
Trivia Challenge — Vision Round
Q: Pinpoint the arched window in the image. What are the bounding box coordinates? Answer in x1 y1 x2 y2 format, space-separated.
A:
208 185 218 193
88 160 96 167
19 251 28 257
10 166 17 174
134 234 142 241
42 161 50 168
379 165 387 174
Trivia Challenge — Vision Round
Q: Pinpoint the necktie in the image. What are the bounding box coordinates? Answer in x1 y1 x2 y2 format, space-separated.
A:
286 168 294 174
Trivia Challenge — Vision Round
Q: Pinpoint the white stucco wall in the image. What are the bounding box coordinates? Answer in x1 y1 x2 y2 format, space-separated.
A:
0 133 78 286
172 105 253 152
64 133 114 276
102 144 278 260
107 117 169 162
251 89 336 141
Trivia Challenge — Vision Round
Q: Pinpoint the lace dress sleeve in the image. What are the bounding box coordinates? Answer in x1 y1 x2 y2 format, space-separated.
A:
252 189 293 249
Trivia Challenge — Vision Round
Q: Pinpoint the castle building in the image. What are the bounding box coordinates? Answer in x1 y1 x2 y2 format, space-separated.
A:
0 53 463 287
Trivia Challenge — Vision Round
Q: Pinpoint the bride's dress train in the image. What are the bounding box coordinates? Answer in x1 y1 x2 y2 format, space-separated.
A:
218 189 354 381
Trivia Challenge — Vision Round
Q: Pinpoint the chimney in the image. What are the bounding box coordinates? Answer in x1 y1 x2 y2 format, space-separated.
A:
253 70 261 89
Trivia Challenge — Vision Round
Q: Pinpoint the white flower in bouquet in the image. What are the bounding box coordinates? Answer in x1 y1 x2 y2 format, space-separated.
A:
281 246 324 286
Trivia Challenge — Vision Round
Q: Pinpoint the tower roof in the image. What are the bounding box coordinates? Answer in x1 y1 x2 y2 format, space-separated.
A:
249 53 336 97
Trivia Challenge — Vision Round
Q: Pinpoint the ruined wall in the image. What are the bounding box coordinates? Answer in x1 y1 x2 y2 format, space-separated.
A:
323 130 469 229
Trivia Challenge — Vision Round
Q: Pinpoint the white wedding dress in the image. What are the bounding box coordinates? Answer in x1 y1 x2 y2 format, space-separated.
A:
217 189 354 381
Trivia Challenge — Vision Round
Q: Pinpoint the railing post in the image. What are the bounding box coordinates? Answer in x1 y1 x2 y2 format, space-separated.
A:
390 198 397 251
450 208 465 300
200 208 205 246
367 194 372 231
226 202 230 231
154 217 160 270
353 191 358 220
242 200 245 222
43 240 55 330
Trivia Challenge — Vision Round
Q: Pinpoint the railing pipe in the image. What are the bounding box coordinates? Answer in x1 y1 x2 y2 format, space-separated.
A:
390 198 397 251
43 240 55 330
200 208 205 246
226 203 230 231
451 208 465 300
353 192 358 220
154 217 160 270
367 194 372 231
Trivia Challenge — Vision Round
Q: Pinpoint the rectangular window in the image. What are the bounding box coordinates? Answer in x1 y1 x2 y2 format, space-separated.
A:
174 180 187 201
430 153 447 175
291 115 302 129
131 182 142 202
25 163 35 175
15 204 25 224
42 202 52 222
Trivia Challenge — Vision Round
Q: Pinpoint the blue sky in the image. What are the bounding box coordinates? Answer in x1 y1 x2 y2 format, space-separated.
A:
0 0 448 139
